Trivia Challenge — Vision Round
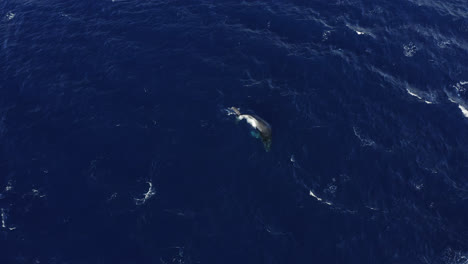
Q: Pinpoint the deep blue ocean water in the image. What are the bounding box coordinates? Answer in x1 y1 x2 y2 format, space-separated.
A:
1 0 468 263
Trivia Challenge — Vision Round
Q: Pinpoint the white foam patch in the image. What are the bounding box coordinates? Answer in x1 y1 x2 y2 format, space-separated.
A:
437 40 451 48
6 11 15 20
438 247 468 264
1 208 6 228
407 89 423 100
406 89 433 104
290 154 301 169
345 24 375 38
135 182 156 205
446 93 468 118
309 190 333 206
5 181 13 192
107 192 117 202
369 66 433 104
309 190 322 201
322 30 331 41
403 42 418 57
31 188 46 198
365 206 379 211
290 155 296 163
459 105 468 118
225 108 237 116
454 81 468 94
353 126 376 147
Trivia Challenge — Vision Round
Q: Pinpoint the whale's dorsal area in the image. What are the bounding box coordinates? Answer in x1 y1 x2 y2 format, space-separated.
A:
228 107 272 151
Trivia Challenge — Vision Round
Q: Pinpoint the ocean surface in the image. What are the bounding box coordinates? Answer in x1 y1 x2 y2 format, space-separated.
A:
1 0 468 263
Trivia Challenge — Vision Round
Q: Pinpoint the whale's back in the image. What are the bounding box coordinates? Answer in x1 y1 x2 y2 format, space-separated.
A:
229 107 272 151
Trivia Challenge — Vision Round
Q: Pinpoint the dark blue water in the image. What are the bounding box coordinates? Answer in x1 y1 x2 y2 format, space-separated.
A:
1 0 468 263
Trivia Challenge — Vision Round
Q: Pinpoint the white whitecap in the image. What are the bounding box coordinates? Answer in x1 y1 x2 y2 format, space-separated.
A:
459 105 468 118
445 92 468 119
309 190 334 206
309 190 322 201
5 181 13 192
225 108 237 116
403 42 418 57
31 188 46 198
345 24 375 38
407 89 423 100
448 97 457 104
437 40 451 48
353 126 376 147
365 206 379 211
290 155 296 163
6 11 15 20
406 88 433 104
322 30 331 41
135 182 156 205
454 81 468 94
1 208 6 228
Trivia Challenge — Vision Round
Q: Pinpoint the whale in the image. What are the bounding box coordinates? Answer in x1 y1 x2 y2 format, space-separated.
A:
229 107 272 151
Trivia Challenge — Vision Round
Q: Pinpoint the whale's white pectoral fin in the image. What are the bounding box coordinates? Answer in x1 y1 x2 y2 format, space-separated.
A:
238 115 259 130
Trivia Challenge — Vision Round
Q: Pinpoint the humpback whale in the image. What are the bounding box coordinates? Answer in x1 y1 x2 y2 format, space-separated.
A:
229 107 272 151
